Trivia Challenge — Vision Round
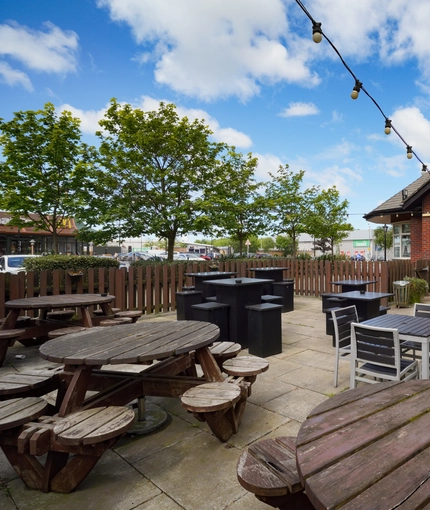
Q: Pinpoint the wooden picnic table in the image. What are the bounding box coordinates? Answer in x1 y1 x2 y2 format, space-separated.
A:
296 380 430 509
0 294 115 366
39 320 223 417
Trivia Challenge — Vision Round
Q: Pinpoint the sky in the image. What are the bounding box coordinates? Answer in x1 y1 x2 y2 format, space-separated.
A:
1 0 430 240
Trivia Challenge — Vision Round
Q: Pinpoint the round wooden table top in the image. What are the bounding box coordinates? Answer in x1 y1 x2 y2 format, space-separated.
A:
296 380 430 509
5 293 114 310
39 320 220 365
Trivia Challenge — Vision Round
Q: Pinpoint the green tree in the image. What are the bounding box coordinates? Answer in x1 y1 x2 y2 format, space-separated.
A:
373 225 393 258
82 100 226 261
0 103 96 253
275 234 297 256
265 166 319 257
260 237 275 252
310 188 354 257
201 150 269 256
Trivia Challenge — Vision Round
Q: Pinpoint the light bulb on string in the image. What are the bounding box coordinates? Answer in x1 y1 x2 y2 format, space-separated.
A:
351 80 362 100
312 22 322 43
406 146 413 160
384 119 391 135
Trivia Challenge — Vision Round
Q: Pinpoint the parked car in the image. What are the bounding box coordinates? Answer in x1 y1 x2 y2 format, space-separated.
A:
175 253 206 261
0 254 39 274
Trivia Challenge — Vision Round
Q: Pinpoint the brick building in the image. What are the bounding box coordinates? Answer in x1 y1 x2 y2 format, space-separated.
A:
0 212 82 255
364 171 430 263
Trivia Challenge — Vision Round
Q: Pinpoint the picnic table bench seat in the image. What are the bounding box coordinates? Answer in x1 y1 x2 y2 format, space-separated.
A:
209 341 242 370
0 367 62 402
46 310 75 322
0 397 135 493
181 380 248 442
237 436 313 509
222 356 269 387
0 329 27 365
93 307 121 316
114 310 143 323
48 326 87 338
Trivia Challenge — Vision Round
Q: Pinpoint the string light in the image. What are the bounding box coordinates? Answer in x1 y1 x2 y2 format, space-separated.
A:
384 119 392 135
351 80 362 100
294 0 428 170
312 22 322 43
407 146 413 159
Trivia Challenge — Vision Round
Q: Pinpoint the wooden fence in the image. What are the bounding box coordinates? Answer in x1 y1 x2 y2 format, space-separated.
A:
0 258 418 318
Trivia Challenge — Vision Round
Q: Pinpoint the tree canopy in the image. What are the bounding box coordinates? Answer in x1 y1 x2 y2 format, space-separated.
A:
81 100 227 260
0 103 96 253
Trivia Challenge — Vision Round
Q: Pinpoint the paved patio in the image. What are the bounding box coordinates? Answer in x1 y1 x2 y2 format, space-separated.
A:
0 295 419 510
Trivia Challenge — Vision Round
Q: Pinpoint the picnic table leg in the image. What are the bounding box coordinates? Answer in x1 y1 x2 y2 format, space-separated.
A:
42 451 69 492
58 365 95 417
79 306 93 328
1 445 44 490
1 309 20 330
194 346 223 382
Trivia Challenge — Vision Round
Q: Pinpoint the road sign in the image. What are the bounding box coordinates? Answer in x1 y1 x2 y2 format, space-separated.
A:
245 239 251 246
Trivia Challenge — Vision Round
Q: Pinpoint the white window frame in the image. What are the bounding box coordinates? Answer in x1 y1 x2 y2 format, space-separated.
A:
393 223 411 259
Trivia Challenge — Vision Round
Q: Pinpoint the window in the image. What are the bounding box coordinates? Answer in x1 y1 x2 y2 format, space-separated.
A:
393 223 410 259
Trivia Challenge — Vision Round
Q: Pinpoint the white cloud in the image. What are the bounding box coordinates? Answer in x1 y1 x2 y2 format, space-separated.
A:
253 152 285 181
96 0 320 101
0 21 78 74
390 106 430 160
0 61 33 91
279 102 319 117
58 104 108 135
59 95 252 148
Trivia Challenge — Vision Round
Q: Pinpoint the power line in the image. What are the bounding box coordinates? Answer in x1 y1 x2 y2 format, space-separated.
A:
294 0 428 173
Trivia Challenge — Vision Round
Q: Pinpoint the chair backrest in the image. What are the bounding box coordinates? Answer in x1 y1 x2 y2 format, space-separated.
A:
351 323 400 370
331 306 358 349
414 303 430 319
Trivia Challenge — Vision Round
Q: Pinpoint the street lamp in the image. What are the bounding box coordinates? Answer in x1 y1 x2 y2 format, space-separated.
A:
30 239 35 255
382 225 388 261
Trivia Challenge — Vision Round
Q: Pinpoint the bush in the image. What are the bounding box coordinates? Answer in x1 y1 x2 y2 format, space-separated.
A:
404 276 429 304
23 255 119 272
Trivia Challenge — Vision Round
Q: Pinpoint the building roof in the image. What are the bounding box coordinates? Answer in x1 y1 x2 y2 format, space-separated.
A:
364 171 430 224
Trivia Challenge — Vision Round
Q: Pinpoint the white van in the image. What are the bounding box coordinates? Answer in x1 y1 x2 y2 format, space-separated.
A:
0 255 39 274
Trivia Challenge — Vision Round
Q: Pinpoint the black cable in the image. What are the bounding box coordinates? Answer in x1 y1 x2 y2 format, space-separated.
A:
294 0 428 170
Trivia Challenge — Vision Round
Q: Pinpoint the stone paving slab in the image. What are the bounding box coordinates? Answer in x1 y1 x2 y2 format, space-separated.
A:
0 294 424 509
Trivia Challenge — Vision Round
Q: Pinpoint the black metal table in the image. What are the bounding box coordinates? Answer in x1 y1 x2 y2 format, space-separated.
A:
204 277 273 347
329 279 377 293
321 290 393 321
185 271 237 298
248 267 290 294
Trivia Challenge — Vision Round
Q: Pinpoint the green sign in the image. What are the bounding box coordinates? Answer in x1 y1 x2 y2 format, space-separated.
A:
353 240 369 247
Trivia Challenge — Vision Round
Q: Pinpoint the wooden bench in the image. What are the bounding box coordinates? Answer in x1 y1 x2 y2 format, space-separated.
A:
93 307 121 316
99 319 124 327
46 310 75 322
114 310 143 323
0 368 62 402
0 329 26 366
209 341 242 370
112 317 134 324
222 356 269 389
237 436 313 509
0 397 135 493
181 381 248 442
48 326 87 338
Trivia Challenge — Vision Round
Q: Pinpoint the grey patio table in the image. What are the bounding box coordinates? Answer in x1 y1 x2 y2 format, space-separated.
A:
362 314 430 379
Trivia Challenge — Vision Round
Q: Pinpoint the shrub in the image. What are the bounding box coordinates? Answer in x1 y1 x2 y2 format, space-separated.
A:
403 276 429 304
23 255 119 272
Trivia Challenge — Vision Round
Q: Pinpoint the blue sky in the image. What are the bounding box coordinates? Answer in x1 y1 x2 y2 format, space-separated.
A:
1 0 430 237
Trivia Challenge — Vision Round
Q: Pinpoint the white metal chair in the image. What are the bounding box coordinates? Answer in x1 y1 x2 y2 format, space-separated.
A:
350 323 419 388
331 305 358 387
400 303 430 360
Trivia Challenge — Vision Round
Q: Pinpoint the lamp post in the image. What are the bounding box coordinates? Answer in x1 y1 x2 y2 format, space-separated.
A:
30 239 35 255
383 224 388 261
